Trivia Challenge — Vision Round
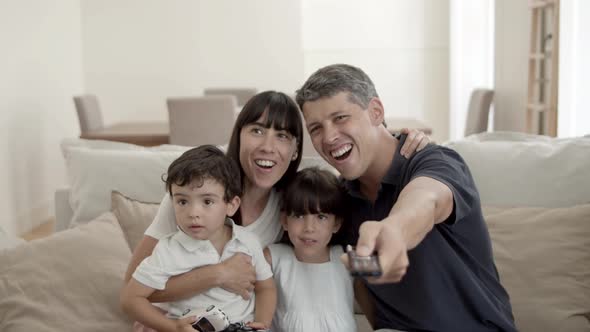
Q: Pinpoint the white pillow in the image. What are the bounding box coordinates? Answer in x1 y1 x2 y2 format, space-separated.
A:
64 147 184 227
445 133 590 207
60 138 192 159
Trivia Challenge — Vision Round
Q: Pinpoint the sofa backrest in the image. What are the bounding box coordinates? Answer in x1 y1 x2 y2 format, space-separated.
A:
444 132 590 207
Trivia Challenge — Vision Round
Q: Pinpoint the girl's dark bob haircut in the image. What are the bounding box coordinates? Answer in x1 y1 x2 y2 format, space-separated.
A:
226 91 304 191
281 167 346 219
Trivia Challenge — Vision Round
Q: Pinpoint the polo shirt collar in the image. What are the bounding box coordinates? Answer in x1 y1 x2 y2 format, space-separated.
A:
173 217 241 252
343 134 407 198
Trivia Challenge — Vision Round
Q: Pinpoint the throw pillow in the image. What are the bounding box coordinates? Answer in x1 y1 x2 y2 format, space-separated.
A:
64 147 183 227
111 191 160 251
483 204 590 332
0 213 132 332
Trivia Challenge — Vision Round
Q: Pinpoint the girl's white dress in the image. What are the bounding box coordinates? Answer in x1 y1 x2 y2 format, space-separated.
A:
268 243 356 332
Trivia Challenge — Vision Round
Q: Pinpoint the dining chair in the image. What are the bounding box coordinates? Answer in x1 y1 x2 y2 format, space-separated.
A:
464 89 494 136
203 88 258 107
73 94 104 134
167 95 238 147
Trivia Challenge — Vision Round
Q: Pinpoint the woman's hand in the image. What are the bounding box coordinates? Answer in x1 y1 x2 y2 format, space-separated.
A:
219 253 256 300
399 128 431 158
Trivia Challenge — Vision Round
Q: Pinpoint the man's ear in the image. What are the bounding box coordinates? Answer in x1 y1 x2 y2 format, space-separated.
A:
226 196 241 217
367 97 385 127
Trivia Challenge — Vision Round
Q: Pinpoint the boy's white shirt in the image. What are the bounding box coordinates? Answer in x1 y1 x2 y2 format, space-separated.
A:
133 218 272 321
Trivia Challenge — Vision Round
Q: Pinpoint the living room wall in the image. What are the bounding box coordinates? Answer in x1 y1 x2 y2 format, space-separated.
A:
0 0 83 236
80 0 305 124
302 0 450 143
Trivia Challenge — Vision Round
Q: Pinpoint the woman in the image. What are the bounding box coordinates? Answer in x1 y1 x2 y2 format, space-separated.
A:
123 91 429 329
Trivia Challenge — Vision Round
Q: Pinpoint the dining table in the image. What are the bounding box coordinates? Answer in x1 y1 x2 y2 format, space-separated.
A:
79 117 433 147
80 122 170 146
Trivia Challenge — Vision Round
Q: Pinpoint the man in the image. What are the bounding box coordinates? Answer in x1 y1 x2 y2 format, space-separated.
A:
295 64 516 332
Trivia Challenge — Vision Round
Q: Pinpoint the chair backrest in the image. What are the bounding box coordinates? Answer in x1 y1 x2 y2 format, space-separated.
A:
465 89 494 136
203 88 257 107
167 95 238 147
73 94 104 134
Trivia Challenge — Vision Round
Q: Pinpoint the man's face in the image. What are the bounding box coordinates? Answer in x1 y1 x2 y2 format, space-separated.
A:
301 92 383 180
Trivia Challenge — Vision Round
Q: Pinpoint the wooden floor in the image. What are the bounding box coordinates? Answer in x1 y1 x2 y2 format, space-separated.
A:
21 219 55 241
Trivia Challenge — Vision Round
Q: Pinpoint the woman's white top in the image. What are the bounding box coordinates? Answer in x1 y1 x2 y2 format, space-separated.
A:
145 189 282 248
268 243 356 332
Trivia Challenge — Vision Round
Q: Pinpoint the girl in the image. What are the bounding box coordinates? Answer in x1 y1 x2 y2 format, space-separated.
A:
265 167 355 332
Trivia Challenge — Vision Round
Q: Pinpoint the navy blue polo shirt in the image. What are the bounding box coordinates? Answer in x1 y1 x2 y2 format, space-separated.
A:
341 135 516 332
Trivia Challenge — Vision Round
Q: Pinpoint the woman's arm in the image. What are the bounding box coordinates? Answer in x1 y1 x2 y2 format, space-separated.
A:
123 235 256 303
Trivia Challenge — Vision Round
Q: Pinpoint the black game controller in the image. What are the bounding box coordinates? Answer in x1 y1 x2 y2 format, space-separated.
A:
223 322 269 332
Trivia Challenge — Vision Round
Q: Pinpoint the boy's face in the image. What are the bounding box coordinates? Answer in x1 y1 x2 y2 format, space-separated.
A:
171 178 240 242
281 212 341 263
302 92 384 180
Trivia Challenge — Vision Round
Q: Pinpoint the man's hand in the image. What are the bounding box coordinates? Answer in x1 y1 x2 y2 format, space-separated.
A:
341 221 409 284
219 253 256 299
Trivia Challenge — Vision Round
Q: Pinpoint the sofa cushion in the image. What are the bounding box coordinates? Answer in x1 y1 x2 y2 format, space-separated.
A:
111 191 160 251
64 147 183 227
0 213 132 332
445 132 590 207
483 204 590 332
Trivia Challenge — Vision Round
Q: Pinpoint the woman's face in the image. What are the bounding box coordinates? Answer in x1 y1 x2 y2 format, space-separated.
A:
239 113 298 190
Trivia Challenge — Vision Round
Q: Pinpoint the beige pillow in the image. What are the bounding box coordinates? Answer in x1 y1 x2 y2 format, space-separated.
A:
0 213 132 332
483 204 590 332
111 191 160 251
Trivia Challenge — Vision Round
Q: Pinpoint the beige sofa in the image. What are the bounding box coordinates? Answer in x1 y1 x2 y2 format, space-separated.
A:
1 132 589 332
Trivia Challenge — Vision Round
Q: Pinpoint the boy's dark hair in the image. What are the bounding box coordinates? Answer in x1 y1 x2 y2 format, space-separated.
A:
164 145 242 202
281 167 346 219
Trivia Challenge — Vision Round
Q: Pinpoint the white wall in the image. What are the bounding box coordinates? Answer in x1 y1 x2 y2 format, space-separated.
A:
0 0 83 236
559 0 590 137
449 0 494 140
301 0 450 143
494 0 529 132
81 0 305 124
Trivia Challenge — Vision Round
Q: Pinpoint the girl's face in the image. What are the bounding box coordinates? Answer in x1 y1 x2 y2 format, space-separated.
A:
282 212 341 263
239 113 298 190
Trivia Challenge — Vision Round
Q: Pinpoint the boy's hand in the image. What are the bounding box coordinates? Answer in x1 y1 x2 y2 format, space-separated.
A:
174 315 197 332
219 253 256 299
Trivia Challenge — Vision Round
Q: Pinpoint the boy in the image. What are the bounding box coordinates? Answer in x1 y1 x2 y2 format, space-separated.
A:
121 145 276 332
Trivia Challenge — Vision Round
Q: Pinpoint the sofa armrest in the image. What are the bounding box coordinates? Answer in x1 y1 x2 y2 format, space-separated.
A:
54 188 73 232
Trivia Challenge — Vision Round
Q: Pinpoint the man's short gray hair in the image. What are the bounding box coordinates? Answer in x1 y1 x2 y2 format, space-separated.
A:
295 64 379 110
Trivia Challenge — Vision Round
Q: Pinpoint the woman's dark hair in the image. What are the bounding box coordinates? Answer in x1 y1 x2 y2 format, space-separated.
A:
226 90 304 191
164 145 242 202
280 167 347 246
